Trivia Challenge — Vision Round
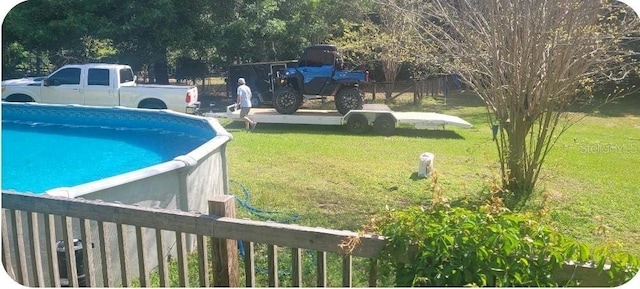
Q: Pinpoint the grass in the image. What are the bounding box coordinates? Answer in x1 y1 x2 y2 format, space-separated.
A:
136 90 638 287
220 90 640 259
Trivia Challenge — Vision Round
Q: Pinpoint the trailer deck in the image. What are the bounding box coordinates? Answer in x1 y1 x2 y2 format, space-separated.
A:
206 104 473 135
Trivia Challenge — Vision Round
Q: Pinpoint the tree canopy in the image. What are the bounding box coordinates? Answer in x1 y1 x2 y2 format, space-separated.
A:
1 0 372 81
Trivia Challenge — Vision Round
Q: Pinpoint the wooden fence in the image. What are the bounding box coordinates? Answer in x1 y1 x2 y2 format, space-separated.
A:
1 192 386 287
1 191 619 287
366 75 463 105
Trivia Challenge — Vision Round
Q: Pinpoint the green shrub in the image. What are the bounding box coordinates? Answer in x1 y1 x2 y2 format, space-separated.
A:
371 201 639 287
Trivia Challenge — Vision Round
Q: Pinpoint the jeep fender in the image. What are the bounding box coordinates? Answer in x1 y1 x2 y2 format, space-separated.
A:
334 78 363 86
283 73 304 92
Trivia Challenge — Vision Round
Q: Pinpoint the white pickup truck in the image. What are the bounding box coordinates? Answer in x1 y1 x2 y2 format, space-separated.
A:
1 63 200 114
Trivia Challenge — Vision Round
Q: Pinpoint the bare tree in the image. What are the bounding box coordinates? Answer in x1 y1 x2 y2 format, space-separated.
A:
380 0 639 207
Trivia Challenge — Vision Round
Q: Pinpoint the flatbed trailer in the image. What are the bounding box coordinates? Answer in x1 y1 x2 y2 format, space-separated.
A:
206 103 473 135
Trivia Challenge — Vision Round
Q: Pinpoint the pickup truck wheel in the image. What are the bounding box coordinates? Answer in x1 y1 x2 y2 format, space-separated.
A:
346 114 369 134
335 87 363 115
273 87 302 114
5 94 35 102
373 114 396 136
138 99 167 110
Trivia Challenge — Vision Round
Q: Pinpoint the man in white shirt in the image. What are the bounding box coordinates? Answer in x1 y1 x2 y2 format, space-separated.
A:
236 77 257 131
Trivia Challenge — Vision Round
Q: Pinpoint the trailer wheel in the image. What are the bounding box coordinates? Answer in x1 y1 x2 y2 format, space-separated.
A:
373 114 396 136
335 87 363 115
273 87 302 114
346 114 369 134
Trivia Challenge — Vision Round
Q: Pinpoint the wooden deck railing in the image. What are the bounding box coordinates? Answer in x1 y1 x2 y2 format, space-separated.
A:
1 192 387 287
2 191 617 287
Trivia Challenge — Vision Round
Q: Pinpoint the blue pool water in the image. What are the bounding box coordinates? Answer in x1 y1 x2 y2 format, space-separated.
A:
2 118 209 194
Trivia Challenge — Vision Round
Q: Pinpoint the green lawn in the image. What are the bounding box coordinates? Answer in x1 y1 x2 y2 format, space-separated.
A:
220 91 640 257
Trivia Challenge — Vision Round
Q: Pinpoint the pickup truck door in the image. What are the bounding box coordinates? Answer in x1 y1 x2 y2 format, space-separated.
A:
41 67 84 105
83 68 118 107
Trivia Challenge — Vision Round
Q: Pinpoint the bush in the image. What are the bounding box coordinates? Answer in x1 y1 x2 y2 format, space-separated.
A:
370 201 639 287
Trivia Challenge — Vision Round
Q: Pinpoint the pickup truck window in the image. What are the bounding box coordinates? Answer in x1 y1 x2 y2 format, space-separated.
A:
88 68 110 86
120 68 135 83
50 68 81 85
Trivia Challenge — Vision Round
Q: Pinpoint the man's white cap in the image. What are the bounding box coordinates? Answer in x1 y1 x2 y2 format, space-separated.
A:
238 78 246 85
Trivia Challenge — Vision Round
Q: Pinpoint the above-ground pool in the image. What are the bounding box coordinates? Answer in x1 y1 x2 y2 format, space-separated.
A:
3 106 214 193
1 102 233 285
2 102 232 202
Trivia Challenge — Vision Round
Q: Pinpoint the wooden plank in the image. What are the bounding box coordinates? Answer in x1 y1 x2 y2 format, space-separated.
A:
79 218 96 287
342 255 352 287
43 213 60 287
197 235 210 287
243 241 256 287
10 209 27 285
292 248 302 287
1 210 16 282
97 221 111 287
135 226 147 287
2 192 388 258
116 223 129 287
1 192 208 232
368 258 377 287
176 232 188 287
155 229 168 287
316 251 327 287
209 196 239 287
61 216 79 287
211 218 387 258
26 211 45 287
268 244 278 287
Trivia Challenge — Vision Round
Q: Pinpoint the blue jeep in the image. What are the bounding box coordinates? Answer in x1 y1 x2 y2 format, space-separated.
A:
273 44 368 115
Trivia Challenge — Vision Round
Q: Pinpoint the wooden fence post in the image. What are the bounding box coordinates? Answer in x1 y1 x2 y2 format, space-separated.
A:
413 80 419 105
209 195 239 287
372 82 377 101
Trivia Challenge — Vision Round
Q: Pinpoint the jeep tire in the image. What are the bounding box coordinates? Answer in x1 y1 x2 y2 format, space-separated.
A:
274 86 302 114
335 87 363 115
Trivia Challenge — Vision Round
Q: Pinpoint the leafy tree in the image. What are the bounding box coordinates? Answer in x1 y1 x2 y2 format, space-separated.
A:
332 0 432 100
379 0 640 207
105 0 216 84
2 0 115 75
209 0 372 64
3 0 375 81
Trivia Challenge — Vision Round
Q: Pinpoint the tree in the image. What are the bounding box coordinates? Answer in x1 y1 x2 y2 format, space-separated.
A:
2 0 116 75
106 0 216 84
209 0 371 64
332 0 435 100
380 0 639 207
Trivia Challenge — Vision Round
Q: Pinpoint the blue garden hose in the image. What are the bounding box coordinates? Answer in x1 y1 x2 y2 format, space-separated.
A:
229 179 300 224
228 179 315 278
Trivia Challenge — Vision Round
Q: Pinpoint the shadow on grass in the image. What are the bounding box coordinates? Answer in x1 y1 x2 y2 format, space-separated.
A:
569 93 640 117
384 90 486 113
408 172 424 181
223 121 466 139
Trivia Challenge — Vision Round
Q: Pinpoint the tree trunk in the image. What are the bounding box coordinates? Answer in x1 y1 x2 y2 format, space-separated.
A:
153 61 169 84
503 115 535 207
